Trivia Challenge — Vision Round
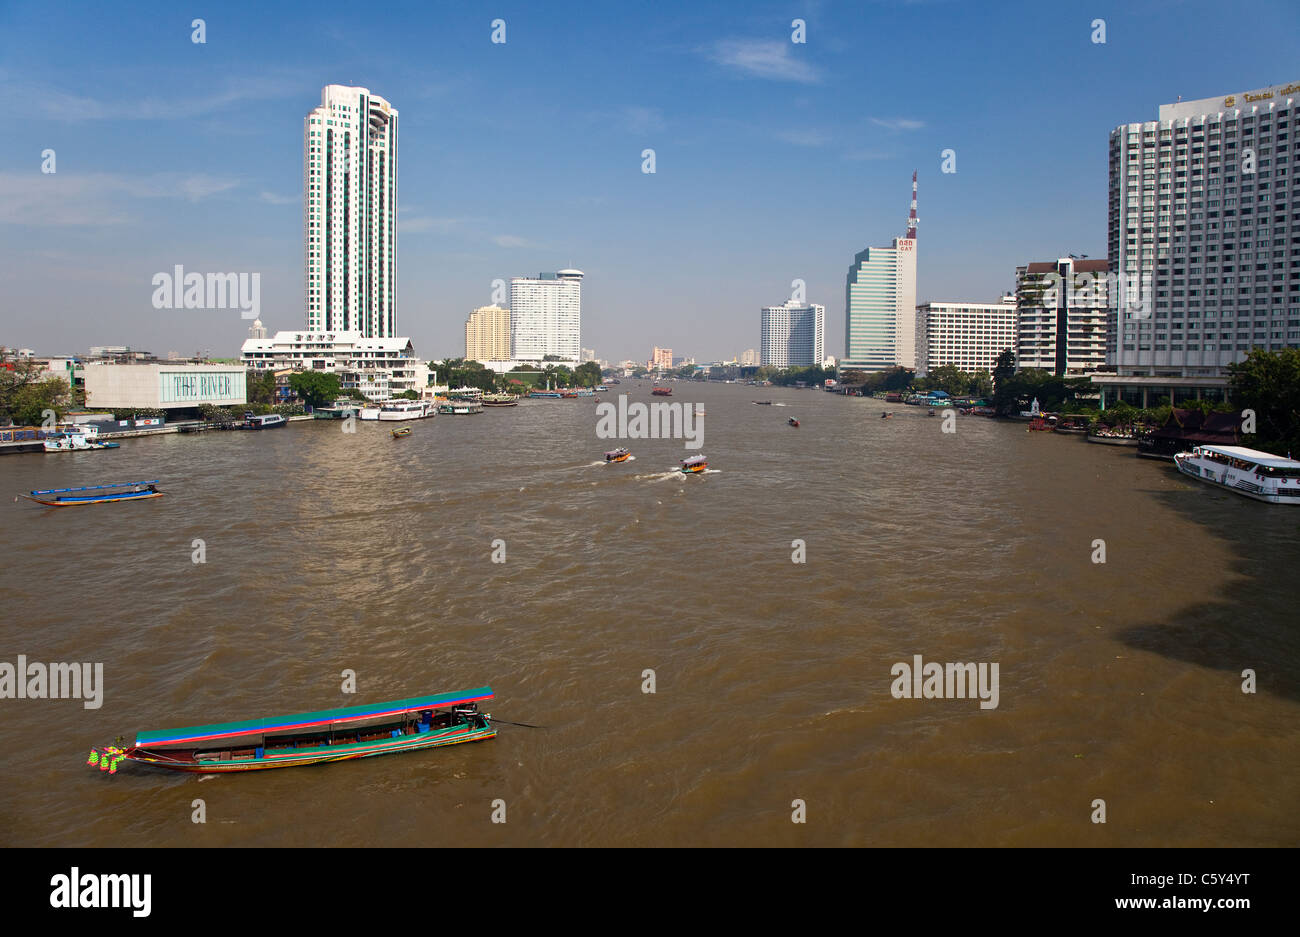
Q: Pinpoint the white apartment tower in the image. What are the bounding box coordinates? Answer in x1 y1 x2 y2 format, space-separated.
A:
1015 258 1110 375
761 301 825 367
510 270 583 362
1109 81 1300 379
304 85 399 338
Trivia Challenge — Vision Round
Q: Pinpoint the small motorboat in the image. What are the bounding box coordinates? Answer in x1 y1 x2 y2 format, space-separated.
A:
927 409 936 417
787 418 799 428
680 454 708 474
752 400 772 406
605 447 631 463
391 427 411 438
43 432 120 451
880 412 893 419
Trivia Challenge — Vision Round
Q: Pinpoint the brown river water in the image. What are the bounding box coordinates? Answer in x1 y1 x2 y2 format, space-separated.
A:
1 383 1297 847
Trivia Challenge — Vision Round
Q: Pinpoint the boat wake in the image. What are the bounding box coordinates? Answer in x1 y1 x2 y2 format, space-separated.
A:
772 402 788 407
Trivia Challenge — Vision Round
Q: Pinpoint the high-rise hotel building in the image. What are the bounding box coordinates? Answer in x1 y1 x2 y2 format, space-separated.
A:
843 174 919 373
914 297 1017 377
465 305 511 362
510 270 583 362
1101 80 1300 406
761 300 825 367
304 85 398 339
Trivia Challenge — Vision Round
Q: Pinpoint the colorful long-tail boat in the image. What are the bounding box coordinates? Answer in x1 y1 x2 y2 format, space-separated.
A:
86 687 495 774
19 480 162 506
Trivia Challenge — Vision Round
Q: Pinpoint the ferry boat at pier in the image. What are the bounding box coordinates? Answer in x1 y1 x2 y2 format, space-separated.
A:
378 401 434 421
605 447 630 463
86 688 496 775
245 413 287 430
680 454 707 474
1173 445 1300 504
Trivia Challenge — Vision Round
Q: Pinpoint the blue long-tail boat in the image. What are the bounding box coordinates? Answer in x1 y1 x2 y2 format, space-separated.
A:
19 480 162 506
87 688 496 774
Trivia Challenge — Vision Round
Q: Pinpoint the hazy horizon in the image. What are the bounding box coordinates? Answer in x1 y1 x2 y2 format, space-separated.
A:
2 0 1297 362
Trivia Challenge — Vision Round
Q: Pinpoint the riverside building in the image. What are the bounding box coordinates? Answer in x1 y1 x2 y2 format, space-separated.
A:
842 173 919 372
1100 80 1300 407
305 85 399 339
1015 258 1110 376
760 301 825 367
240 331 427 398
914 297 1017 377
510 270 583 364
465 305 511 362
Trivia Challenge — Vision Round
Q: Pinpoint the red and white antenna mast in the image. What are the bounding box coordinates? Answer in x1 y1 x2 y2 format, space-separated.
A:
905 170 918 240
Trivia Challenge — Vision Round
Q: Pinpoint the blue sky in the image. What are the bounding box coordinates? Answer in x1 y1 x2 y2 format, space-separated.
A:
2 0 1298 362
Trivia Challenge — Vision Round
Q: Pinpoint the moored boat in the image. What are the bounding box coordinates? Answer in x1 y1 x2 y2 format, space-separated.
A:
19 480 162 506
378 401 433 421
605 447 631 462
680 454 708 474
42 432 120 451
1173 445 1300 504
482 393 520 407
86 687 497 774
1087 429 1139 446
245 413 287 430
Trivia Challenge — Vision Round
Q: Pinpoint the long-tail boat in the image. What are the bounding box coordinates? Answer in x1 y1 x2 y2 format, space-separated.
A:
605 447 631 462
86 687 495 774
18 480 162 506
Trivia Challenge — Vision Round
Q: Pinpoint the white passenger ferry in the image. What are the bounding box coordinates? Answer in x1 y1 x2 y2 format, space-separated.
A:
1173 445 1300 505
377 400 434 422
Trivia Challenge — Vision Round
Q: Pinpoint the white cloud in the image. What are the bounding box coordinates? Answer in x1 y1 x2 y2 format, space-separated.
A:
870 117 925 132
776 129 830 146
260 191 298 206
0 172 239 225
707 39 821 83
622 106 666 135
399 217 462 234
0 74 310 122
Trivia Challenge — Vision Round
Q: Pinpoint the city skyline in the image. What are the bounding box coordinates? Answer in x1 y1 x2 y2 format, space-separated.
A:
3 1 1299 362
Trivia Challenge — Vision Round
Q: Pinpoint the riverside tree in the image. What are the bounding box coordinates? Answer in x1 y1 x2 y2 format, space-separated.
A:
0 356 69 425
1229 347 1300 456
287 370 342 408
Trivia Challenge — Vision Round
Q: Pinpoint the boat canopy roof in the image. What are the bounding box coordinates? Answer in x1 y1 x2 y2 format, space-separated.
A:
134 687 492 751
1196 445 1300 467
32 480 159 495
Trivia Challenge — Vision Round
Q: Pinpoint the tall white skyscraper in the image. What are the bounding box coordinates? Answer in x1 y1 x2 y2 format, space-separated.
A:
304 85 398 338
510 270 583 361
842 174 919 372
760 301 825 367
